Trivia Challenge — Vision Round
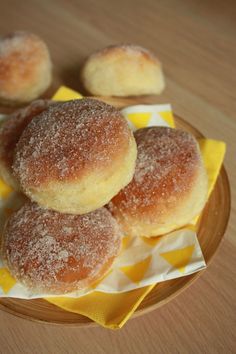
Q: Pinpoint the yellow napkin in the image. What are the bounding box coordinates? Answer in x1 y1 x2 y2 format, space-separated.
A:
0 86 226 329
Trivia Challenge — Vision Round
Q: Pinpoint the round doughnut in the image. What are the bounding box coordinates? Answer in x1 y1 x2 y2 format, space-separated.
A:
108 127 208 237
1 202 122 294
13 98 137 214
0 31 52 104
81 44 165 97
0 100 53 189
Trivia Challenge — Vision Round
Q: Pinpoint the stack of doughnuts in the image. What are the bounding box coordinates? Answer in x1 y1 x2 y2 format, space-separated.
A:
0 39 208 295
0 98 208 295
0 97 137 294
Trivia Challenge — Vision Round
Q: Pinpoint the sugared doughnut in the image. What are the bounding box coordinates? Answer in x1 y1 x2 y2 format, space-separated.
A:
0 31 52 104
13 98 137 214
1 202 122 294
0 100 53 189
108 127 208 237
81 44 165 97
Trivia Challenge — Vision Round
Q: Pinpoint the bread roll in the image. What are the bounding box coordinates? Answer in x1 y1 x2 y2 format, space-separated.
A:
81 44 165 97
0 31 52 104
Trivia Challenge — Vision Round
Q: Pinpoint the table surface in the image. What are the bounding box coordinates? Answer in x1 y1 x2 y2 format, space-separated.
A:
0 0 235 353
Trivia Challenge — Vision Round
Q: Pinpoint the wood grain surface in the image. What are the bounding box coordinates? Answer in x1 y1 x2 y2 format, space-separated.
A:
0 0 235 353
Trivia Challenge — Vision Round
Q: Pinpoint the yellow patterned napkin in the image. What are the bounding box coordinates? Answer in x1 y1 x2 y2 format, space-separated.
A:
0 86 226 329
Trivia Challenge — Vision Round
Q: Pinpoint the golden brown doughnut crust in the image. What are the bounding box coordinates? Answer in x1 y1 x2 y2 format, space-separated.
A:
108 127 208 236
2 202 122 294
0 100 53 189
13 98 133 189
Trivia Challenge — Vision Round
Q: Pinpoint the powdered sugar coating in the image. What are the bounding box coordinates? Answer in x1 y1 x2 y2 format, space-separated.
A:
92 44 160 63
109 127 201 218
0 31 39 56
2 203 122 294
13 98 131 188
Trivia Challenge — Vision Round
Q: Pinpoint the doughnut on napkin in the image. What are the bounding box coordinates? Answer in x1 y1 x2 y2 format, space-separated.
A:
0 86 226 328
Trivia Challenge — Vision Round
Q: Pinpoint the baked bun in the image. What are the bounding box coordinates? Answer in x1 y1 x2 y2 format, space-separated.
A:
108 127 208 237
81 44 165 97
13 98 137 214
0 100 53 189
2 202 121 294
0 31 52 104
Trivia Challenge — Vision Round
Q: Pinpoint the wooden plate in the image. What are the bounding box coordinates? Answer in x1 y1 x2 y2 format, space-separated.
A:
0 102 231 326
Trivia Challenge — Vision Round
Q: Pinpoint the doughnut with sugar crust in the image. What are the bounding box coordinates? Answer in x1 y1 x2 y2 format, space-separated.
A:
108 127 208 237
2 202 122 294
13 98 137 214
0 99 53 189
